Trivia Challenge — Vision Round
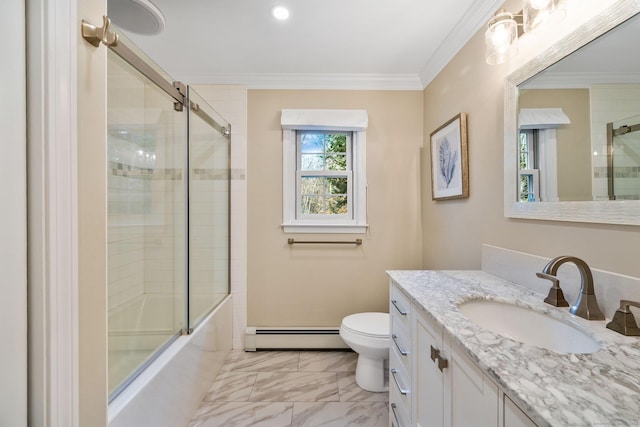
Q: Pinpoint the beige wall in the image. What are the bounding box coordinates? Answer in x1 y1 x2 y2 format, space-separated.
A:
421 7 640 277
519 89 592 201
247 90 423 327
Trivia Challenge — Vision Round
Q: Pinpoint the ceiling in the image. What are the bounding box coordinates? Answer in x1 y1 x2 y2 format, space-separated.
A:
115 0 504 90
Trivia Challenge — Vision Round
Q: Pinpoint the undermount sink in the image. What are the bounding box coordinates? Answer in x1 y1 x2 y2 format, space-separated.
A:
458 299 601 354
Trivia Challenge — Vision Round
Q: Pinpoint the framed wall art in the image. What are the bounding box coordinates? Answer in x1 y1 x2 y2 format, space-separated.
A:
430 113 469 201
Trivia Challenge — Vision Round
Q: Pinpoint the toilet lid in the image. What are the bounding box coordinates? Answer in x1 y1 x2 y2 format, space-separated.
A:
341 312 389 338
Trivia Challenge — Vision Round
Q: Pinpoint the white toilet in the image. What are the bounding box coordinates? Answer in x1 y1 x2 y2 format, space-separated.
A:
339 312 390 392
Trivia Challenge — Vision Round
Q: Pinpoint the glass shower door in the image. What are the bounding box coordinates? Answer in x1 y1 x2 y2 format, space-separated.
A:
187 88 231 328
107 50 187 397
608 114 640 200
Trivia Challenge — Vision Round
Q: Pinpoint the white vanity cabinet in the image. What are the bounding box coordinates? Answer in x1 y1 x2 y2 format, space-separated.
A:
414 305 499 427
504 396 537 427
390 281 535 427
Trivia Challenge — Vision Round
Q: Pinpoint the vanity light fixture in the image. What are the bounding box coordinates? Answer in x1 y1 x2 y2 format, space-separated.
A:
485 9 519 65
485 0 565 65
523 0 562 33
271 5 290 21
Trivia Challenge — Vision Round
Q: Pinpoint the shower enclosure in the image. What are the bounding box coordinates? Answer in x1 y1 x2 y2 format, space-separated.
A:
607 114 640 200
106 36 230 399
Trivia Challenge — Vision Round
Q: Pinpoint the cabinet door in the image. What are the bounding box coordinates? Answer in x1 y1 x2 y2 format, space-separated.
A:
448 340 499 427
504 396 537 427
415 313 444 427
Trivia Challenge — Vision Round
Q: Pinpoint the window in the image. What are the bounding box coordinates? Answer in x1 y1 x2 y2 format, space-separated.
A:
281 109 368 233
298 131 352 217
517 107 568 203
518 127 561 203
519 129 540 202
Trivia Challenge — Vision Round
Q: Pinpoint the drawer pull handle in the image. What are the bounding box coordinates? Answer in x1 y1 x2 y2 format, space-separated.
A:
390 403 405 427
391 299 407 316
430 345 448 372
390 368 409 395
392 334 408 356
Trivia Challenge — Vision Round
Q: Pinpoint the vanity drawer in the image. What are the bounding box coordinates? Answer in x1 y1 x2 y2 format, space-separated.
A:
390 319 411 375
390 283 411 330
389 349 411 415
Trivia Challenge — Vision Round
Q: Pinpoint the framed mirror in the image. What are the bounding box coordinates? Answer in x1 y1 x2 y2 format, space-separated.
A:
504 1 640 225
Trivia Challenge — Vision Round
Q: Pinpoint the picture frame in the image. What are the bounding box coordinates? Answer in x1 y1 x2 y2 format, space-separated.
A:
430 113 469 201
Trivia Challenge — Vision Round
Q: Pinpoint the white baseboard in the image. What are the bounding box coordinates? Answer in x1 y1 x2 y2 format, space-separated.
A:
245 327 349 351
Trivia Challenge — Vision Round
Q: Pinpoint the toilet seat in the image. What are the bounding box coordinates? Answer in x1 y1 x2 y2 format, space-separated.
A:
341 312 389 338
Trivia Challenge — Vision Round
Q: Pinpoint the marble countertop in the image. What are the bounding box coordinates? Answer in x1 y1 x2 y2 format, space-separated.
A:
387 270 640 427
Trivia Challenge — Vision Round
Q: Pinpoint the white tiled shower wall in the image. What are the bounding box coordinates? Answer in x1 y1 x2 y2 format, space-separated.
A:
108 58 149 311
192 85 248 350
189 103 231 306
108 55 187 316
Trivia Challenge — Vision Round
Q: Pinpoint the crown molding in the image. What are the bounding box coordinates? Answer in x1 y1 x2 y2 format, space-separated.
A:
521 72 640 89
418 0 504 88
171 72 423 91
168 0 505 91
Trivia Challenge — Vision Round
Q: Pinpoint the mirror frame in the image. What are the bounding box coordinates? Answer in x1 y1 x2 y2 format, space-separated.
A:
504 1 640 226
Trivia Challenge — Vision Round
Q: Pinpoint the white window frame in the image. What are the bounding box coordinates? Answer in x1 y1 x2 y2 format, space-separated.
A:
281 109 368 233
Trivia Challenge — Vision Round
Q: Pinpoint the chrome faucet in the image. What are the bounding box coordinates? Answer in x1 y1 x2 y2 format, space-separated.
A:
536 256 605 320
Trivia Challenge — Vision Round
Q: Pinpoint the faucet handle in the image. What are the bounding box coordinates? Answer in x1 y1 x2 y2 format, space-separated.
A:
606 300 640 336
536 272 569 307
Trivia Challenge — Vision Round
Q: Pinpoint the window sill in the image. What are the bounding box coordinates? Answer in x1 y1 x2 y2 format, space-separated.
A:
281 223 368 234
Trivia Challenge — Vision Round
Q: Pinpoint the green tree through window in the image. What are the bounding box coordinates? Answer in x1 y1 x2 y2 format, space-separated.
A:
299 132 350 215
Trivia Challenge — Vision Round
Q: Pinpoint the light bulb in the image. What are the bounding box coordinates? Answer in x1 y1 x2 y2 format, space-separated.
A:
530 0 552 10
491 23 510 47
485 10 517 65
271 6 290 20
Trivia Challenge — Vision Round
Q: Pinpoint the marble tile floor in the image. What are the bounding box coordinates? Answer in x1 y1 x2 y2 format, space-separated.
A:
188 350 389 427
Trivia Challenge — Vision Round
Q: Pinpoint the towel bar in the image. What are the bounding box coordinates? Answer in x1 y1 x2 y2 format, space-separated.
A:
287 238 362 245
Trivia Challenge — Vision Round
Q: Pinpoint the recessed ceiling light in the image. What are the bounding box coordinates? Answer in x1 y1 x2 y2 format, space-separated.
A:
271 6 290 21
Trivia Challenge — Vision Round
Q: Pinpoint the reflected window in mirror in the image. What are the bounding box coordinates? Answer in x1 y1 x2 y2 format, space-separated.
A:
517 108 570 202
519 129 539 202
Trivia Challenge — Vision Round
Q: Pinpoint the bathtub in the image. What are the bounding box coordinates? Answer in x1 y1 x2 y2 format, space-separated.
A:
108 294 232 427
108 293 228 361
108 294 181 367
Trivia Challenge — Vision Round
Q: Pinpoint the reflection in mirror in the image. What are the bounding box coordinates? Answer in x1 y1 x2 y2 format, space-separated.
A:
504 2 640 225
517 11 640 203
608 114 640 200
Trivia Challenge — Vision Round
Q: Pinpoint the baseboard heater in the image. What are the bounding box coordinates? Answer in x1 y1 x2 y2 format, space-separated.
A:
245 327 349 351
